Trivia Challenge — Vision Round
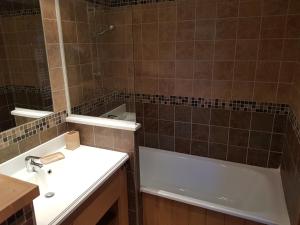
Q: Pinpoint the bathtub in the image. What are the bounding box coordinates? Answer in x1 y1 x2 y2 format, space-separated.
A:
139 146 290 225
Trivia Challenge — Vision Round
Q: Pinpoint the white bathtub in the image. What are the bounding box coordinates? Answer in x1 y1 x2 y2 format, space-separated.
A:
139 146 290 225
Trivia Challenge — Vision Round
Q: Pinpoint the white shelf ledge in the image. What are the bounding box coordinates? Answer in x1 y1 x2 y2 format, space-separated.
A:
11 108 52 119
66 114 141 131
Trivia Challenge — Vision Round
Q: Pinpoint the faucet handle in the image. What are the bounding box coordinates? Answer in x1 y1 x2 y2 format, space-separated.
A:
25 156 41 161
25 156 42 172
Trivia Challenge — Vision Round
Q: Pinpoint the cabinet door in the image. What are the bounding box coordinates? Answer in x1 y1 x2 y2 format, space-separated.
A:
62 167 128 225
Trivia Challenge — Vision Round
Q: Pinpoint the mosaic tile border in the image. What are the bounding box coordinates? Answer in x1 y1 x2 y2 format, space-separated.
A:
89 0 174 8
133 93 290 115
0 8 40 17
71 91 124 115
71 91 290 117
0 110 67 150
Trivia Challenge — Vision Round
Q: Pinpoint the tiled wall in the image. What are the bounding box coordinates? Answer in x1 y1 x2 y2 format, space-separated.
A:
0 111 67 163
136 102 287 168
94 5 135 96
60 0 134 116
0 203 36 225
132 0 299 103
59 0 96 108
66 123 141 225
0 6 53 130
0 13 49 89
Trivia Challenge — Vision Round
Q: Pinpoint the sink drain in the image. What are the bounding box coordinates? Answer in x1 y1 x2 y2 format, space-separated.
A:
45 192 55 198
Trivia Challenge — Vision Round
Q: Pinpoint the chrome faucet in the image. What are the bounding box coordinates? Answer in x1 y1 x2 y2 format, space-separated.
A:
25 156 43 172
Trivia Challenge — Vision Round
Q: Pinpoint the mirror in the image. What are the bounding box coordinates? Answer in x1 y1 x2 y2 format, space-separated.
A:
0 0 53 132
60 0 136 122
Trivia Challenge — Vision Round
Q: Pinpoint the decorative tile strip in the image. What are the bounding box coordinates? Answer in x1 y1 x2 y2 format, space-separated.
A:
0 110 67 150
132 93 290 115
70 91 290 117
0 8 40 17
88 0 174 8
71 91 123 115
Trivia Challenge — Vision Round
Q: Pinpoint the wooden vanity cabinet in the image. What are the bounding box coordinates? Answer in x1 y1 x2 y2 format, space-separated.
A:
61 166 129 225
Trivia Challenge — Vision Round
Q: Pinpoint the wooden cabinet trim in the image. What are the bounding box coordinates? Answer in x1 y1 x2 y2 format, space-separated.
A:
61 166 128 225
0 174 39 223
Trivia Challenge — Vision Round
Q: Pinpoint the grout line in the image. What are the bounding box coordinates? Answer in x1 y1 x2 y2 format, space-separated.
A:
225 111 231 160
251 1 263 103
225 0 240 160
172 1 178 153
266 114 276 167
245 110 253 164
206 1 218 157
246 1 262 164
189 2 197 155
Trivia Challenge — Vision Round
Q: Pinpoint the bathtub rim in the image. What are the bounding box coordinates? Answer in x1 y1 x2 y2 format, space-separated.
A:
139 146 290 225
139 146 281 173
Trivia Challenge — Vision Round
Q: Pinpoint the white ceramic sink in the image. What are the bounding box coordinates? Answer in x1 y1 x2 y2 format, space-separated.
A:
0 134 129 225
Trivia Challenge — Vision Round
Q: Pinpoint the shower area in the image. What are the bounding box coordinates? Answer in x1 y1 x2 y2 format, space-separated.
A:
61 0 135 120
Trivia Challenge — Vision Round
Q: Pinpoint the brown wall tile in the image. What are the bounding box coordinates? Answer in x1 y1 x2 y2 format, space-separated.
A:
249 131 271 150
175 138 191 154
94 127 114 149
251 113 274 132
228 128 249 147
209 143 227 160
0 143 20 163
175 106 191 122
227 146 247 163
192 124 209 141
247 148 268 167
210 109 230 126
40 126 58 144
192 108 210 125
210 126 228 144
19 135 41 153
230 111 251 129
191 140 209 157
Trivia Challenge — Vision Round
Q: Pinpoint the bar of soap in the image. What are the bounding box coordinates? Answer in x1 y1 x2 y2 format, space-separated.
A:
40 152 65 165
65 131 80 150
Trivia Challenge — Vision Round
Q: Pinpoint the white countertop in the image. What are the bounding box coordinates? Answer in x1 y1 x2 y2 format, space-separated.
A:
0 135 129 225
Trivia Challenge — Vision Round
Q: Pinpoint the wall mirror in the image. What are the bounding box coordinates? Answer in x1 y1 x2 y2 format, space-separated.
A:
0 0 53 132
60 0 136 123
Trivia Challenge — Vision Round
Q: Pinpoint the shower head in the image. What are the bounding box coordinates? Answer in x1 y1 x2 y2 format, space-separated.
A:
95 24 115 36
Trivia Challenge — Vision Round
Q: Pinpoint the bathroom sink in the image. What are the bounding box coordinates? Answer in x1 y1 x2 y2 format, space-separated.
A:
0 134 129 225
12 166 61 198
